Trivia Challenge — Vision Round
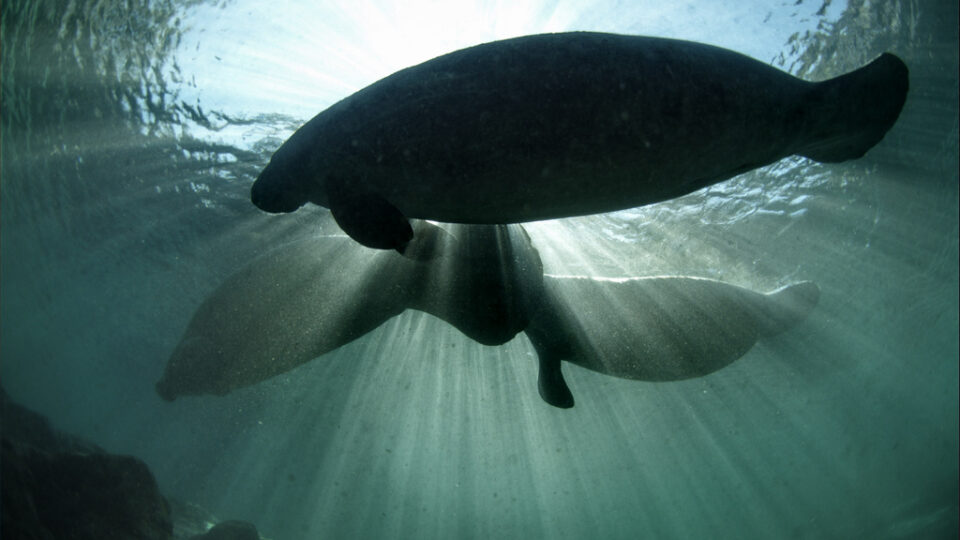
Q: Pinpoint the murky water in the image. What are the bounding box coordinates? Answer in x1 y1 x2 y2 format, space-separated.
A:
2 1 957 538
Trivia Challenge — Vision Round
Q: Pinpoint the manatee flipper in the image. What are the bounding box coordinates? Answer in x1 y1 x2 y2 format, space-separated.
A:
327 187 413 251
523 271 575 407
800 53 909 163
536 348 574 409
401 221 457 262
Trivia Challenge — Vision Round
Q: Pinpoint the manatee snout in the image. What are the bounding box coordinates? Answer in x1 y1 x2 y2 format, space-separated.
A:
251 163 307 213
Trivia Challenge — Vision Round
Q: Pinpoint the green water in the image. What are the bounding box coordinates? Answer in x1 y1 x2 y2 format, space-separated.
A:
2 1 957 538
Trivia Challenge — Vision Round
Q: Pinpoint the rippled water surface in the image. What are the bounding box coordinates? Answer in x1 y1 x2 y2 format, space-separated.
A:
2 1 957 538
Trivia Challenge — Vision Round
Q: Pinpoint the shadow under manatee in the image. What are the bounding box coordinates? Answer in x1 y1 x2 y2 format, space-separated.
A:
156 223 819 409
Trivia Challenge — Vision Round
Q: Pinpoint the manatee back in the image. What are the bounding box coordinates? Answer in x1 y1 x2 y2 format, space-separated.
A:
280 33 818 223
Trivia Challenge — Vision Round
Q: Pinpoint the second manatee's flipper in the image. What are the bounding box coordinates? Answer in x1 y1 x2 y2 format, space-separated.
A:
400 221 458 262
328 187 414 251
523 272 574 407
537 350 574 409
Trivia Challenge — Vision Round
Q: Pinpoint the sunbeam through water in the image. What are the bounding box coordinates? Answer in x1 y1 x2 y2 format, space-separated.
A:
1 1 957 539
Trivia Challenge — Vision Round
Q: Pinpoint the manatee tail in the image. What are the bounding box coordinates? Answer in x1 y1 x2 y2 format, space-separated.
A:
799 53 909 163
757 281 821 337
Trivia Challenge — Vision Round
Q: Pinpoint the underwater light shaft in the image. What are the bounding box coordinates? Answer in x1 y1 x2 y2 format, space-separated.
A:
1 0 956 538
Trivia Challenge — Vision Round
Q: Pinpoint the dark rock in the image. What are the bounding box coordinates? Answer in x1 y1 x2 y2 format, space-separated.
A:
168 498 267 540
1 386 173 540
0 385 101 454
1 387 265 540
189 520 260 540
169 498 221 539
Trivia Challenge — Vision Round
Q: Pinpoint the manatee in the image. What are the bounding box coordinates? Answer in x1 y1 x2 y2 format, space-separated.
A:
250 31 909 251
155 222 542 400
156 222 820 408
526 275 821 408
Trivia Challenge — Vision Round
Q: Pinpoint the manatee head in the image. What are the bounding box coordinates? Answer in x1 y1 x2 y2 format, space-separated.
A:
251 123 325 213
250 155 311 213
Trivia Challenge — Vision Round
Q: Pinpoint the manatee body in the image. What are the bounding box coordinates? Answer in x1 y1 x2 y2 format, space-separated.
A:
409 224 544 346
155 222 821 408
251 31 908 251
155 223 542 401
526 276 821 408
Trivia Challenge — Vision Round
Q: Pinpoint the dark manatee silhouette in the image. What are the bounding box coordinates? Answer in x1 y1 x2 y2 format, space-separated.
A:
527 275 821 408
155 222 542 400
250 31 909 251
